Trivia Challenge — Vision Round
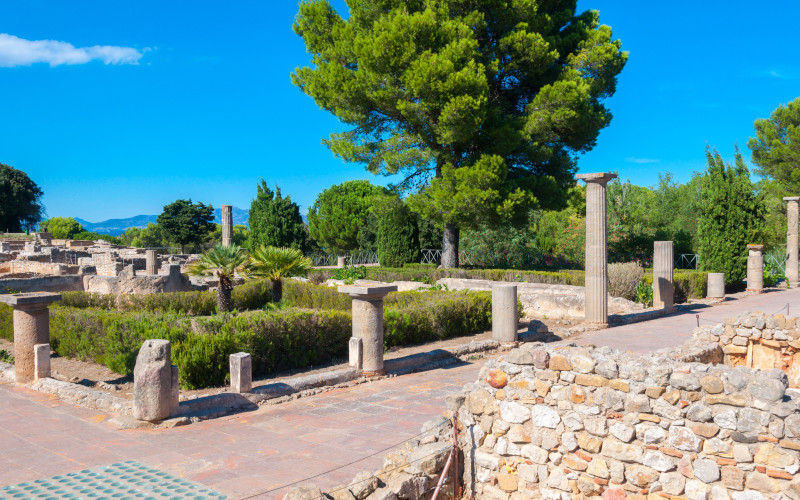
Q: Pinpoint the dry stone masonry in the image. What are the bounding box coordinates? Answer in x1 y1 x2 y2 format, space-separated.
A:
457 340 800 499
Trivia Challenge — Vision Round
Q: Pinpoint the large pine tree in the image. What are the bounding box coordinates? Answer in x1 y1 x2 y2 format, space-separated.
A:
698 147 764 287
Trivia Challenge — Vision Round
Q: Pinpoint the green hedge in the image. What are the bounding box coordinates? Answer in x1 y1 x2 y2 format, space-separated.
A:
643 271 707 303
310 266 584 286
0 285 495 389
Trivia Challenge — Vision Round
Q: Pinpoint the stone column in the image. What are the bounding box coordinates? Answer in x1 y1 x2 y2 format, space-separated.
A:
221 205 233 247
133 339 180 422
229 352 252 393
34 343 50 380
145 250 159 275
337 256 347 268
746 244 764 292
707 273 725 299
785 197 799 288
0 292 61 383
492 285 518 342
653 241 674 310
577 172 617 327
338 285 397 376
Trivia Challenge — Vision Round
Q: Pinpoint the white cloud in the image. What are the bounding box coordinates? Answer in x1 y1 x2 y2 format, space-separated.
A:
625 157 660 164
0 33 147 68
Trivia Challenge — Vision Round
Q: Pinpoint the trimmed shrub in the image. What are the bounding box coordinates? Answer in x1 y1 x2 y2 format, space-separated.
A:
608 262 644 301
0 303 11 341
376 199 420 267
643 271 707 303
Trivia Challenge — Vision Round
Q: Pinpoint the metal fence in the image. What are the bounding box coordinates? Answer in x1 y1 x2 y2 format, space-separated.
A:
309 251 380 267
674 254 698 270
765 253 787 274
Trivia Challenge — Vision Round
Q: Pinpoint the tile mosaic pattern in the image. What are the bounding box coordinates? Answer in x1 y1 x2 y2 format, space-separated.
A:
0 461 226 500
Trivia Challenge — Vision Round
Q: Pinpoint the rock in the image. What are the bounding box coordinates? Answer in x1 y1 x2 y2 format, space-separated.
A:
349 471 379 500
748 376 785 402
570 385 587 404
702 437 731 456
466 389 494 415
669 426 703 452
562 431 577 451
625 394 651 413
736 408 769 434
753 443 795 468
744 472 780 493
643 451 676 472
687 402 713 422
517 463 537 483
587 458 610 478
721 466 744 491
640 425 667 444
496 473 518 492
730 491 766 500
486 369 509 389
660 471 686 496
133 339 177 422
499 401 530 424
714 410 737 430
284 485 323 500
507 424 531 443
700 375 724 394
522 444 549 464
691 423 720 438
575 374 608 387
546 467 570 491
710 485 730 500
596 359 619 379
685 479 710 499
625 464 659 488
610 422 635 443
653 398 682 420
475 451 502 470
602 489 627 500
405 441 450 475
585 417 607 436
534 378 552 397
549 355 572 371
578 432 603 453
531 404 560 428
692 459 720 484
601 439 643 462
562 411 584 431
328 486 356 500
570 352 597 373
732 444 752 463
670 372 701 391
577 474 603 496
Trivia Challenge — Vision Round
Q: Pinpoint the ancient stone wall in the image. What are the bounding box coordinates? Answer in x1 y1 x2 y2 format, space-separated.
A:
694 312 800 389
0 276 84 294
83 264 203 295
457 343 800 499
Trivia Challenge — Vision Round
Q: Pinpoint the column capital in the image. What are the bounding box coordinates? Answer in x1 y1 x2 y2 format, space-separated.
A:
0 292 61 310
747 244 764 252
784 196 800 202
577 172 618 185
338 284 397 300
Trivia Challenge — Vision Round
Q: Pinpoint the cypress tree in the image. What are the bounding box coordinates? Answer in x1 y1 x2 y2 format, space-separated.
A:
376 197 420 268
247 181 307 252
698 147 764 288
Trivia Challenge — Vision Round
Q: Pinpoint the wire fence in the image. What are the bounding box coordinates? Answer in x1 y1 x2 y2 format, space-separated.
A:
309 251 380 267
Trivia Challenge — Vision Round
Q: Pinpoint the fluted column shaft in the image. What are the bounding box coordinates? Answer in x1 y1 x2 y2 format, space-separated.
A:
221 205 233 247
578 173 617 326
653 241 674 309
747 244 764 292
785 197 799 288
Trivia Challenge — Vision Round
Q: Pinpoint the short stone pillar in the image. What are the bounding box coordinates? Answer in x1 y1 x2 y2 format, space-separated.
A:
0 292 61 384
229 352 252 393
653 241 674 310
34 343 50 380
145 250 160 275
746 244 764 292
492 285 518 342
349 337 363 370
785 197 799 288
577 172 617 327
221 205 233 247
133 339 180 422
337 256 347 268
338 285 397 376
707 273 725 299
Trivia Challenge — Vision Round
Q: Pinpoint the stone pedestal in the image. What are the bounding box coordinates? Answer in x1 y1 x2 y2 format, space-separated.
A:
653 241 674 310
133 339 180 422
577 172 617 327
707 273 725 299
145 250 160 275
221 205 233 247
338 285 397 376
746 244 764 292
492 285 518 342
337 256 347 268
34 343 50 380
229 352 252 393
0 292 62 384
785 197 799 288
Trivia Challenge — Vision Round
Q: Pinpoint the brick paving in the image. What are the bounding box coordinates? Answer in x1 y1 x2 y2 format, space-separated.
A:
2 287 799 499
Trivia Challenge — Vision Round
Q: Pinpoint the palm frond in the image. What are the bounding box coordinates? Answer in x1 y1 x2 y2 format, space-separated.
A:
247 246 313 281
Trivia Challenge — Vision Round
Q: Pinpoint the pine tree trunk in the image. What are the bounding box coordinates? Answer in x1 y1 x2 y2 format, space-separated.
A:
442 223 459 268
217 281 232 312
271 279 283 303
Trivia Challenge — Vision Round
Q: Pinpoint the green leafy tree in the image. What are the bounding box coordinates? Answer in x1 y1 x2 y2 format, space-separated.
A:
156 199 215 254
247 181 307 251
247 246 313 302
698 147 765 288
0 162 44 232
119 223 170 248
205 224 250 251
41 217 83 239
748 97 800 192
73 231 119 244
307 180 388 253
187 244 249 312
293 1 627 267
374 196 420 267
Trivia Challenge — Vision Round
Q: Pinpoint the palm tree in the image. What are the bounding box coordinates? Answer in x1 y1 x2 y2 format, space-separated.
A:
247 246 313 302
187 244 249 312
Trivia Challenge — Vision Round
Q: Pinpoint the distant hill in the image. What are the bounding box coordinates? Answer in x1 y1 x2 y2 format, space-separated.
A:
75 206 249 236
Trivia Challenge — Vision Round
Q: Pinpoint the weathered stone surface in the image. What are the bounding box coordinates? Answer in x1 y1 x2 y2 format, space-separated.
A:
744 471 780 493
643 451 675 472
714 410 738 430
706 394 747 406
601 488 627 500
133 339 177 422
578 432 603 453
496 473 518 492
406 441 450 475
587 457 609 478
486 369 508 389
466 389 495 415
546 466 570 491
575 374 608 387
748 376 785 402
687 402 713 422
653 398 681 420
625 394 651 413
348 471 379 500
700 375 724 394
549 355 571 371
670 372 701 391
625 464 659 487
601 439 643 462
691 422 720 438
669 426 703 452
610 421 635 443
660 471 685 495
522 444 549 464
570 352 597 374
641 425 667 444
692 458 720 484
585 417 607 436
284 485 324 500
499 401 530 424
475 450 502 470
721 466 745 491
753 443 795 468
531 404 560 428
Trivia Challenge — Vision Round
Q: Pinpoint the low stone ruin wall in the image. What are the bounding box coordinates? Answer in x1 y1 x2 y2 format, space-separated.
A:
694 312 800 388
436 278 641 320
0 275 84 294
0 260 79 276
84 264 202 295
456 343 800 499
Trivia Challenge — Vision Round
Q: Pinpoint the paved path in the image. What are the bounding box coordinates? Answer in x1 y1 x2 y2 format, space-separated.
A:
3 287 799 499
0 361 481 499
565 287 800 353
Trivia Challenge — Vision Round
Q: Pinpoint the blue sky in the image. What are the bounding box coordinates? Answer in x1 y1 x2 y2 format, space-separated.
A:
1 1 798 222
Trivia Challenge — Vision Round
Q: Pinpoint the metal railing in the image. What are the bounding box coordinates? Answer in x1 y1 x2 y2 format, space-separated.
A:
765 253 787 274
675 254 699 270
309 250 380 267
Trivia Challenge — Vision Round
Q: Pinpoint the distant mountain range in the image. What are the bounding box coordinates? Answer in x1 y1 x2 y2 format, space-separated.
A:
75 206 249 236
